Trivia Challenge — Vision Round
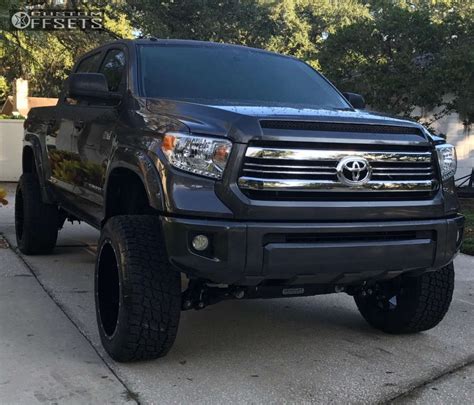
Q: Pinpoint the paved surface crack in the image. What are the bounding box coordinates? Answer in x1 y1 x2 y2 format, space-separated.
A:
380 355 474 404
5 236 141 404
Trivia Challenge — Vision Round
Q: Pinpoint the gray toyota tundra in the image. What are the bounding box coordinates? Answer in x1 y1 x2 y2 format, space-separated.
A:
16 39 464 362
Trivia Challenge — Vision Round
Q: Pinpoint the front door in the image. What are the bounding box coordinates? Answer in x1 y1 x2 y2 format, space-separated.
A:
47 51 104 211
67 48 127 222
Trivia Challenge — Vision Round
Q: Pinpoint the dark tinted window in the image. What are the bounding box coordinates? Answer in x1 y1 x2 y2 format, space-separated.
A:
99 49 126 92
76 52 102 73
138 44 349 109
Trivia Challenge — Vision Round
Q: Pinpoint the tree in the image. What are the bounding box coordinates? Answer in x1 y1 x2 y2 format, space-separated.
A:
124 0 370 68
0 75 8 103
123 0 269 47
318 1 474 124
0 187 7 205
265 0 371 68
0 0 133 98
434 1 474 125
0 0 471 126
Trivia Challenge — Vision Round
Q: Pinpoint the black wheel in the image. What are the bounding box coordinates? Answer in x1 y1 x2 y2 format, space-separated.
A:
95 215 181 362
355 264 455 334
15 173 59 255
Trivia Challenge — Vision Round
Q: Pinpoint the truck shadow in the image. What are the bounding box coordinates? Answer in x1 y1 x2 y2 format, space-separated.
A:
168 297 406 364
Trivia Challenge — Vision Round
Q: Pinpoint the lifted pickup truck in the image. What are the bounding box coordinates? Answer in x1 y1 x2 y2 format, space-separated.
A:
17 39 464 362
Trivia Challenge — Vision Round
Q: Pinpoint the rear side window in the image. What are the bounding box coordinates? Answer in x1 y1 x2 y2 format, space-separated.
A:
76 52 102 73
99 49 126 92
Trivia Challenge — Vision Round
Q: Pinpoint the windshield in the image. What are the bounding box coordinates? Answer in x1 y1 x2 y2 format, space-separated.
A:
138 44 350 110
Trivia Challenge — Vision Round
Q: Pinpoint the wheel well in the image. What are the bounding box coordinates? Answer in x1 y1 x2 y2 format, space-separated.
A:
22 146 35 174
105 169 153 220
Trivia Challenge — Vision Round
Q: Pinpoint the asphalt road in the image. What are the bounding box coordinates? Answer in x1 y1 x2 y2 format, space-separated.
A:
1 182 473 404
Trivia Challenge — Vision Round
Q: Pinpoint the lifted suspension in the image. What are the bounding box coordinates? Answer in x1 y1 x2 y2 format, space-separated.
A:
181 279 337 311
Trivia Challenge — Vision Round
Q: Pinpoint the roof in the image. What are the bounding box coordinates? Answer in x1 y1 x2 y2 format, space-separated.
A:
75 38 294 74
27 97 58 109
0 97 13 115
103 38 287 58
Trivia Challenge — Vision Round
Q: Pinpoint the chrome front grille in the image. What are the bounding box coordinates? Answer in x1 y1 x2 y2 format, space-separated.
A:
238 145 438 200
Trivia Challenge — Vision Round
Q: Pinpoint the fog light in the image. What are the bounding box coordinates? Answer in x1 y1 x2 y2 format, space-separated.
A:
192 235 209 251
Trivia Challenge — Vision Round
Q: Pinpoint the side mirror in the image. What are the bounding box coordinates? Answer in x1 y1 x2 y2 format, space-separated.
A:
343 92 366 109
68 73 121 101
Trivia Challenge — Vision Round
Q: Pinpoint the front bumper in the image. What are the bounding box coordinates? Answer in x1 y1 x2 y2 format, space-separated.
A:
161 215 465 286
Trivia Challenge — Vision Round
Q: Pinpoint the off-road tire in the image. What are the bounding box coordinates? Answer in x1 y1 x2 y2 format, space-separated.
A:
95 215 181 362
355 264 454 334
15 173 59 255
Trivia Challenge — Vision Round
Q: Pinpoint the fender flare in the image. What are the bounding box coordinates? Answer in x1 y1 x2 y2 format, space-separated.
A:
23 134 55 204
104 147 165 217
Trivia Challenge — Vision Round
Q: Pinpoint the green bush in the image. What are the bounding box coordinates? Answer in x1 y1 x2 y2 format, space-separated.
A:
0 76 9 104
0 114 26 120
460 200 474 256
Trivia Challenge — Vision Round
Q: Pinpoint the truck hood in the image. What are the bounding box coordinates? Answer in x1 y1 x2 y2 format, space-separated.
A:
207 104 415 124
145 99 428 144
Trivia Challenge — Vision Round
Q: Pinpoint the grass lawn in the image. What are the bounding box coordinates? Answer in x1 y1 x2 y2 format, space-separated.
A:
460 198 474 256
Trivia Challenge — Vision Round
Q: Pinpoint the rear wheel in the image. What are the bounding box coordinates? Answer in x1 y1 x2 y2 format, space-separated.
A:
355 264 455 334
15 173 59 255
95 215 181 362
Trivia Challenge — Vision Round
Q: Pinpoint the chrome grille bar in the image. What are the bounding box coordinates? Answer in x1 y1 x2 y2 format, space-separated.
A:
372 166 432 171
245 147 432 163
372 172 434 177
239 145 438 198
244 163 336 170
238 177 434 192
243 169 337 175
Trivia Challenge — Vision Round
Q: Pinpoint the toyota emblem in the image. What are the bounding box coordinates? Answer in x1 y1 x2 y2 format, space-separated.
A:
336 156 372 186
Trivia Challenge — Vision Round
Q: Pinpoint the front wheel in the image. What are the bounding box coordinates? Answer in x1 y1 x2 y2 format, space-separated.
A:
355 264 455 334
95 215 181 362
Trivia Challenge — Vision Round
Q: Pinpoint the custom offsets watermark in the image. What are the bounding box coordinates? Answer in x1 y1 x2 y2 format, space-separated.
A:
10 9 103 30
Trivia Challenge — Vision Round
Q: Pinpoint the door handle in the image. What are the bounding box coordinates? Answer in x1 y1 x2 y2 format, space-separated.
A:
74 120 85 130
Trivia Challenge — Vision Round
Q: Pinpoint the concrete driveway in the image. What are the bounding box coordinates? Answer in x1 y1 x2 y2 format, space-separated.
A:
1 182 473 404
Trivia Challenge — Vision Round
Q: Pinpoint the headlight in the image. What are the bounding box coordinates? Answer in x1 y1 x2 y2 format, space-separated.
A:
436 144 457 181
161 132 232 179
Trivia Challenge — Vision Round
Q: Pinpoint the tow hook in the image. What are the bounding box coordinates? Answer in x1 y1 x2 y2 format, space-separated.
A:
233 289 245 299
360 288 374 297
346 283 374 297
181 280 241 311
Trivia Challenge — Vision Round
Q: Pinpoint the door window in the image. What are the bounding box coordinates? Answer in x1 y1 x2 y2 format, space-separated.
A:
99 49 126 92
76 52 102 73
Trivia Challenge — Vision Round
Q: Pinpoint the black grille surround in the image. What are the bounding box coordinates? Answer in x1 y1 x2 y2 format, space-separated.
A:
259 120 423 135
262 230 435 244
238 141 439 201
